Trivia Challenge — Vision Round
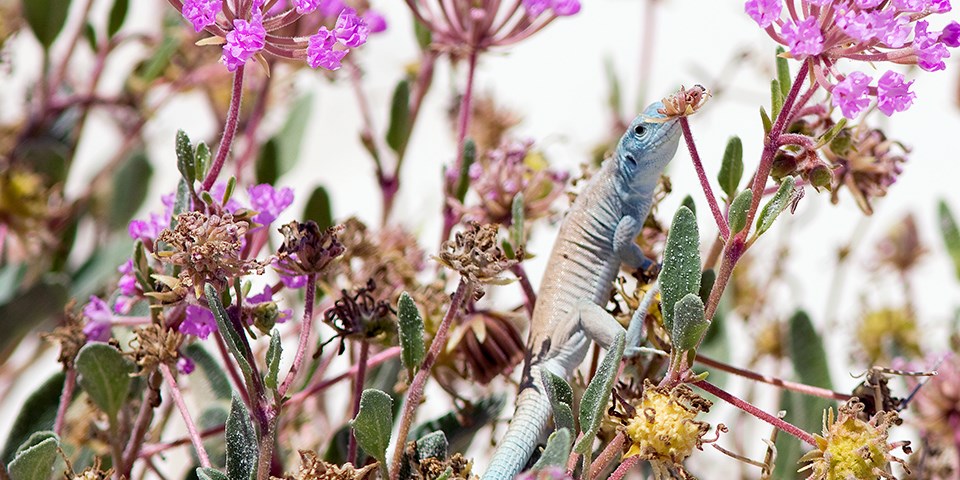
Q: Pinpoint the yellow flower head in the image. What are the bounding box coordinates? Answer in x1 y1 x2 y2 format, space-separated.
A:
799 400 910 480
622 381 711 477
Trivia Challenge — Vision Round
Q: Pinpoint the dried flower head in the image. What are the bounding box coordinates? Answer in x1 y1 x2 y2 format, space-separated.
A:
324 279 395 349
822 126 909 215
447 310 526 384
622 380 712 478
467 95 522 152
436 222 516 285
874 214 926 273
653 85 711 122
287 450 377 480
856 307 920 363
130 324 184 374
155 212 261 297
800 400 910 480
42 301 87 369
275 221 345 278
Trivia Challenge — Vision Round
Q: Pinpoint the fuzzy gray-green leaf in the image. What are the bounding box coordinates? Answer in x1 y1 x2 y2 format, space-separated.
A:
386 80 412 154
415 431 448 460
532 428 572 470
671 293 708 352
575 332 624 454
775 47 791 97
660 207 701 331
756 176 798 236
717 137 743 199
176 130 196 184
8 433 59 480
770 80 784 119
397 292 426 372
265 329 282 391
226 394 258 480
542 370 574 432
511 193 525 249
938 200 960 280
75 343 134 420
728 189 752 234
184 344 232 400
349 389 393 465
206 284 254 383
788 310 832 389
197 467 230 480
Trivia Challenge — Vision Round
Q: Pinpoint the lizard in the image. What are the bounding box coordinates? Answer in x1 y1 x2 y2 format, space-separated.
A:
482 100 682 480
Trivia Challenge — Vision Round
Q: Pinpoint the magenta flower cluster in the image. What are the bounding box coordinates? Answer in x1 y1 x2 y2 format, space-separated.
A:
182 0 222 32
522 0 581 17
222 13 267 72
307 8 369 70
744 0 958 118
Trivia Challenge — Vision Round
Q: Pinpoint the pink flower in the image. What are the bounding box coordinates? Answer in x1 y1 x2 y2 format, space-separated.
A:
278 271 308 289
318 0 345 16
832 71 872 119
940 21 960 47
781 16 823 57
856 0 883 7
177 357 196 374
362 10 388 33
248 184 294 226
745 0 781 28
182 0 222 32
522 0 551 16
117 260 137 296
294 0 321 14
180 305 218 339
928 0 952 12
552 0 581 16
892 0 927 10
334 8 368 48
913 20 950 71
876 70 916 116
129 193 175 244
307 26 347 70
221 14 266 72
83 296 113 342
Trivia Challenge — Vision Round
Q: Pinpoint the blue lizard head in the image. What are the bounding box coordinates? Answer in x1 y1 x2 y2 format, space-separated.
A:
614 101 682 195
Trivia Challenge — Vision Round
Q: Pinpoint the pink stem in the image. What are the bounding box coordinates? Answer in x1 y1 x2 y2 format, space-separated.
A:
509 264 537 316
695 354 851 401
160 363 212 467
286 346 401 406
53 369 76 435
441 49 480 242
680 117 729 240
607 455 639 480
201 66 245 193
278 273 317 398
693 379 816 447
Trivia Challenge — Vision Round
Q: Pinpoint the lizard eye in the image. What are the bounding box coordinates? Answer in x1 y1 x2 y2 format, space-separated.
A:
633 124 647 137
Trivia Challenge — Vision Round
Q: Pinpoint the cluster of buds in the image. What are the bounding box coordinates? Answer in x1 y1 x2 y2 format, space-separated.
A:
745 0 959 118
436 222 515 286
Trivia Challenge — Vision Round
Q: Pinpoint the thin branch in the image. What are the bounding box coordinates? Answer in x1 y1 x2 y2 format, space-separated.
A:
202 66 245 192
53 368 76 435
278 273 317 398
286 346 401 406
680 117 729 240
693 379 817 447
160 363 211 468
695 354 852 401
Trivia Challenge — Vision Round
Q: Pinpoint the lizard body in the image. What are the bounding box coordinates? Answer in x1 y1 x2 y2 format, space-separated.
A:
482 102 681 480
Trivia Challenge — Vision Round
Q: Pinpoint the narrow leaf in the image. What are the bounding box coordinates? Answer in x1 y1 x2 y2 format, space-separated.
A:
775 46 791 97
698 269 715 307
196 142 212 179
817 118 848 148
770 79 784 119
454 140 476 203
671 293 708 352
659 207 701 330
184 344 232 400
681 195 696 217
397 292 426 372
413 18 431 50
265 330 282 390
756 176 798 236
75 343 134 420
575 332 625 454
385 80 412 154
938 200 960 280
760 107 772 134
196 467 230 480
255 139 280 186
206 284 254 384
107 0 129 38
8 434 59 480
717 137 743 199
532 428 572 470
275 95 313 178
109 152 153 231
226 394 258 480
176 130 196 184
349 389 393 465
222 176 236 207
511 193 525 249
303 185 333 230
787 311 832 388
22 0 71 50
728 189 752 234
542 370 574 432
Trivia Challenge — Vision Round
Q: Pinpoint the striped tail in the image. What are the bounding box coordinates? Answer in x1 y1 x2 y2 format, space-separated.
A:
482 366 553 480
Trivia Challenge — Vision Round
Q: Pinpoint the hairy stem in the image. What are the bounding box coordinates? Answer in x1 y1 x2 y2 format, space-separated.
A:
160 363 211 467
122 376 161 475
53 368 76 435
607 455 639 480
286 346 401 406
256 414 279 480
590 432 625 479
680 117 729 240
693 380 816 447
441 49 480 243
278 273 317 398
347 340 370 465
202 66 245 192
510 263 537 316
137 425 225 459
695 354 852 401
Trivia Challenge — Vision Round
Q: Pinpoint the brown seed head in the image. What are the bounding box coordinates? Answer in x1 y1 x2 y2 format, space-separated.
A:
436 222 515 285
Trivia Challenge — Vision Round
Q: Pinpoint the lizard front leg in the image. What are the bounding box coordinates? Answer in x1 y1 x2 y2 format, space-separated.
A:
572 298 665 359
613 215 658 274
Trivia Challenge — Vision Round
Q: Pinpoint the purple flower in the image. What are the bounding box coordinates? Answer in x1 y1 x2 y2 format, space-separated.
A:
522 0 551 16
177 357 196 375
334 8 368 48
307 26 347 70
781 16 823 57
129 194 175 244
83 296 113 342
248 184 294 226
551 0 581 16
928 0 951 12
248 285 292 323
180 305 218 339
117 260 137 296
294 0 321 14
362 10 388 33
832 71 872 119
940 21 960 47
221 14 266 72
279 271 308 289
182 0 222 32
892 0 927 10
913 20 950 71
318 0 345 16
877 12 911 47
856 0 883 7
876 70 916 116
745 0 781 28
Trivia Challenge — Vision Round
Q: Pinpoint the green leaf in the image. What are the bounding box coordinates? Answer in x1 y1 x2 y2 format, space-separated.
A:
22 0 70 50
349 389 393 466
660 207 701 331
176 130 196 184
134 34 177 84
225 394 258 480
8 433 59 480
83 22 97 51
385 80 412 154
604 57 622 118
1 372 65 464
574 332 624 454
70 238 135 300
275 95 313 178
728 189 752 234
109 151 153 231
454 139 476 203
255 139 279 186
75 343 134 419
206 285 254 386
265 330 282 391
221 176 236 207
413 18 431 50
817 118 848 148
760 106 772 134
532 428 572 470
542 370 574 432
511 193 525 249
0 275 69 357
787 311 832 389
415 431 448 460
770 79 784 120
671 293 708 352
196 467 230 480
303 185 333 230
397 292 426 372
717 137 743 199
196 142 212 179
107 0 129 38
775 47 791 98
938 200 960 280
173 178 191 226
184 344 232 400
698 269 715 307
756 176 798 236
681 195 696 217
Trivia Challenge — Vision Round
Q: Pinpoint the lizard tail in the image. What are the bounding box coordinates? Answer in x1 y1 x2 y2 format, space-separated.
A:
481 366 552 480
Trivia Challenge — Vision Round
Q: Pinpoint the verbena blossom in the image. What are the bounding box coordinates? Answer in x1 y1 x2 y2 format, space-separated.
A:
743 0 959 118
294 0 321 14
362 10 388 33
248 184 294 226
307 9 368 71
83 296 113 342
182 0 222 32
222 13 266 72
334 8 368 47
115 260 138 314
128 193 175 245
177 357 196 375
180 305 217 339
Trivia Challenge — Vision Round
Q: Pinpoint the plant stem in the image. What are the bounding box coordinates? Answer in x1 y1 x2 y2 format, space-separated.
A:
510 263 537 316
54 368 76 435
347 340 370 465
122 375 162 475
278 273 317 398
589 432 625 479
286 346 401 406
137 425 225 459
256 414 279 480
202 66 245 192
680 117 729 240
608 455 639 480
441 49 480 243
389 280 472 480
693 379 816 447
695 354 851 401
160 363 211 467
